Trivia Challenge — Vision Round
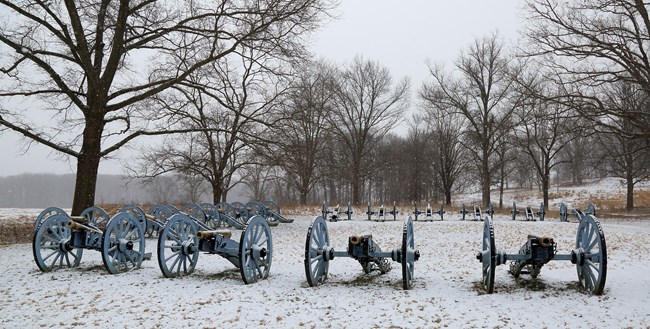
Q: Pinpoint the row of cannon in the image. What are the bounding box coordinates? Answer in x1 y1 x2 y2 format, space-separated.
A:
31 203 607 296
322 201 597 223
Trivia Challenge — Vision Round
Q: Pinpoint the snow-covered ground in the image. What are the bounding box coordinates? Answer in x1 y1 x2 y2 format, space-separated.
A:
1 214 649 328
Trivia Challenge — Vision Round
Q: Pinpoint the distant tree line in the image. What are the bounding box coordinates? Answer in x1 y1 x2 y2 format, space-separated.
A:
0 173 248 208
2 1 650 212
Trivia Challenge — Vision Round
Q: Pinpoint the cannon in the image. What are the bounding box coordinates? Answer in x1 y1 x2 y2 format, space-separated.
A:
143 204 178 237
412 203 424 221
304 216 420 289
486 203 494 220
157 212 272 284
413 203 442 221
477 214 607 294
263 200 294 223
366 203 376 221
523 202 544 221
386 201 399 221
323 202 354 222
559 203 568 222
32 206 147 274
586 203 596 216
246 201 280 227
473 205 483 221
511 202 521 220
215 202 246 229
460 203 470 221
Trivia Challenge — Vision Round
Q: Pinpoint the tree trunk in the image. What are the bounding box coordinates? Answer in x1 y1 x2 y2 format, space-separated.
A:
444 189 452 206
626 174 634 211
542 172 550 211
481 157 491 206
212 181 223 204
71 120 104 216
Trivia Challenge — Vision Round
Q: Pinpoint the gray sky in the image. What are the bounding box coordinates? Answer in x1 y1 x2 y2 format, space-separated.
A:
0 1 523 176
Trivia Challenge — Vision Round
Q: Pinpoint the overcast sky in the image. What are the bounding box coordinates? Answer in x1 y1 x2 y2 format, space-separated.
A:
0 1 523 176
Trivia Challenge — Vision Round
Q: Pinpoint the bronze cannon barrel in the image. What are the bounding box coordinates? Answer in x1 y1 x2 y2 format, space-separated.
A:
197 230 232 240
528 235 554 248
67 220 103 234
349 235 365 245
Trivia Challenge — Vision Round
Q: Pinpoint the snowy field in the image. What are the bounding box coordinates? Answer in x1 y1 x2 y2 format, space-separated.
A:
1 214 649 328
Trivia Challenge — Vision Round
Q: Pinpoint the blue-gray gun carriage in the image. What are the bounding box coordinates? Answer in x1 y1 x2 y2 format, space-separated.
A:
415 203 444 221
157 212 272 284
245 201 279 227
511 202 521 220
143 204 178 237
304 216 420 289
559 203 568 222
216 202 246 229
262 200 294 223
460 203 470 220
486 203 494 220
323 202 353 222
477 214 607 294
473 205 483 221
366 203 376 220
32 206 148 274
413 203 424 221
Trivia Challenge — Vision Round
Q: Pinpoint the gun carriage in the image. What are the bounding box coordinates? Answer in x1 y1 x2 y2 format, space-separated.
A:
157 212 272 284
32 206 147 274
304 216 420 289
477 215 607 294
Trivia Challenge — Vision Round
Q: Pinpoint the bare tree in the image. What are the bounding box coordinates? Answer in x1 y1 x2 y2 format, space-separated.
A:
524 0 650 137
421 34 518 206
416 108 466 206
330 56 410 204
270 60 336 205
511 79 574 211
0 0 334 214
597 81 650 210
131 45 286 203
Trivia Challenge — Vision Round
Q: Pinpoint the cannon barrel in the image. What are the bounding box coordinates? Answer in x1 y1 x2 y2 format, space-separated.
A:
67 220 103 234
528 235 554 248
197 230 232 240
69 215 87 223
349 235 365 245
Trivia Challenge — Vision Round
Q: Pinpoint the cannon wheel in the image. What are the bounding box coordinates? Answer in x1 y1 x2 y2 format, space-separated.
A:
576 214 607 295
304 216 330 287
481 216 496 293
246 201 267 218
239 215 273 284
119 204 147 232
33 214 83 272
402 217 416 290
264 200 281 215
231 202 250 223
33 207 67 232
145 205 174 238
157 213 200 278
346 201 353 220
200 203 221 229
511 202 517 221
180 203 208 225
559 203 568 222
81 206 110 230
101 212 145 274
217 202 246 229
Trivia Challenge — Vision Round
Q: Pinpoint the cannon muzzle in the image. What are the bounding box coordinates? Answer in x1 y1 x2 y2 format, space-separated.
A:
528 235 554 248
197 230 232 240
349 235 365 245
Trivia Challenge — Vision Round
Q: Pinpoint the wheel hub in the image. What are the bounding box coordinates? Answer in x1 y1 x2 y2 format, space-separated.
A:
182 242 195 255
